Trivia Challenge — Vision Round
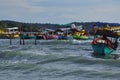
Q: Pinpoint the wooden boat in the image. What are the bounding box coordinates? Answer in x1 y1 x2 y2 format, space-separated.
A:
91 29 119 57
92 43 115 55
72 35 89 40
46 35 58 40
58 35 73 40
36 35 44 40
71 28 89 40
0 27 20 39
20 34 36 39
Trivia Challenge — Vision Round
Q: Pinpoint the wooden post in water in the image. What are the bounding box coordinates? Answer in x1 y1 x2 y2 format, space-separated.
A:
23 36 25 45
35 35 37 45
19 24 24 45
10 34 12 45
20 34 23 45
20 37 22 45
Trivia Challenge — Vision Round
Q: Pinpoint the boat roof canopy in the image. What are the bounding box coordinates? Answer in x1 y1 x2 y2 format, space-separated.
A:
95 30 119 38
95 22 120 27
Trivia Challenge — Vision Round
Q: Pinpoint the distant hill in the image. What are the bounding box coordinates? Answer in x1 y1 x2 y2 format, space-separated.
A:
0 20 119 32
0 20 70 32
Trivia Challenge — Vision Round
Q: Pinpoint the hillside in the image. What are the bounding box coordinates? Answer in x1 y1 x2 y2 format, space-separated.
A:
0 20 119 32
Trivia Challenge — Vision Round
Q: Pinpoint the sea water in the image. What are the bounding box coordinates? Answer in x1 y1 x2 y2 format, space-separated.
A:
0 39 120 80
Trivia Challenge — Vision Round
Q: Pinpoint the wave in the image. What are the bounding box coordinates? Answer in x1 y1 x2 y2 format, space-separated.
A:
0 50 119 65
71 39 92 45
0 50 120 79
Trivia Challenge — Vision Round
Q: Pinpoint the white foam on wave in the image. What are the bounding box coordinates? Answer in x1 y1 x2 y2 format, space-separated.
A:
71 39 92 45
20 49 48 56
38 40 70 43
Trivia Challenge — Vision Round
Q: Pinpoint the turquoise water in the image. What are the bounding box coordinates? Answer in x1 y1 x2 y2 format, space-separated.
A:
0 39 120 80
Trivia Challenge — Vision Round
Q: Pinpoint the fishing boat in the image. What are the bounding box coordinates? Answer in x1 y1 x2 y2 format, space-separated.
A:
46 35 58 40
36 35 44 40
72 35 89 40
91 29 119 59
58 34 73 40
0 27 20 39
71 27 89 40
20 34 36 39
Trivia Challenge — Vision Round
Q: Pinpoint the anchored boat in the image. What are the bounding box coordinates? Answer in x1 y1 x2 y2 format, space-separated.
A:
71 28 89 40
91 27 120 59
0 27 20 39
20 34 36 39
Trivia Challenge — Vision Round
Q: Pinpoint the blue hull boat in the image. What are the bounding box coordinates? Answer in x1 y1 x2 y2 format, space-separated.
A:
92 44 114 55
20 34 36 39
91 27 119 59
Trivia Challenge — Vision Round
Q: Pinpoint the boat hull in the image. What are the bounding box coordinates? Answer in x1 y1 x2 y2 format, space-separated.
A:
20 35 36 39
0 34 20 39
47 35 58 39
72 35 89 40
58 36 73 40
92 44 114 55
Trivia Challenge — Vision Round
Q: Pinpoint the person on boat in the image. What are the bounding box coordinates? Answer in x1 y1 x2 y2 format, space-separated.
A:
92 35 104 44
101 35 115 49
113 39 118 50
92 34 118 49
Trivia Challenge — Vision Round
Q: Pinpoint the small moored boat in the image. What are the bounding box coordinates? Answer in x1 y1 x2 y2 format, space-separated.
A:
91 29 119 59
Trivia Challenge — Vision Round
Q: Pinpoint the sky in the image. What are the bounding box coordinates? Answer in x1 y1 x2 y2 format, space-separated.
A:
0 0 120 24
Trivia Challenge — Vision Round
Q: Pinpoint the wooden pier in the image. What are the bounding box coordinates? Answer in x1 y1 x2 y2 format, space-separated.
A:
0 33 38 45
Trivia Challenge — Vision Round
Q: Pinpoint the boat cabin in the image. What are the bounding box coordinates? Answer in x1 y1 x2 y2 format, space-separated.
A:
6 27 20 34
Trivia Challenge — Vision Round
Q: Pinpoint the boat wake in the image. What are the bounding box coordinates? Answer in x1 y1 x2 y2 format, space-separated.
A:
71 39 92 45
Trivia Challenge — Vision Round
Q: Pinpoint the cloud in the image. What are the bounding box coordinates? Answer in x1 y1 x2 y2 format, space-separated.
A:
0 0 45 16
0 0 119 23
